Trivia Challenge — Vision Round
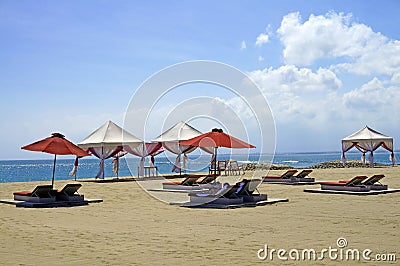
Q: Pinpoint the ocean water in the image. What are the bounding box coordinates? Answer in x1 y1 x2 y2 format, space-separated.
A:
0 152 397 183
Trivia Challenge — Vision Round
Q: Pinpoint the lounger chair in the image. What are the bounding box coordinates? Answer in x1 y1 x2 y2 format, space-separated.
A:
189 182 245 205
294 169 312 178
197 174 218 184
292 169 315 182
362 175 388 190
235 179 267 202
263 169 298 182
320 176 369 192
162 176 203 190
164 176 200 186
56 183 84 201
13 185 56 203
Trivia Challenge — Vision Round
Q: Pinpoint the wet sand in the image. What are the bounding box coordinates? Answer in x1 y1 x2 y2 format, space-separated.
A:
0 166 399 265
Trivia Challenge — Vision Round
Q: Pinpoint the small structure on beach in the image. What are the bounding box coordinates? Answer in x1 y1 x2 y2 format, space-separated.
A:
341 126 395 167
78 121 143 178
152 121 213 173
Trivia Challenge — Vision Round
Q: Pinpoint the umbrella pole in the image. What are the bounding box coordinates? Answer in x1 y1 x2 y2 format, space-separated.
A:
214 147 218 176
52 154 57 189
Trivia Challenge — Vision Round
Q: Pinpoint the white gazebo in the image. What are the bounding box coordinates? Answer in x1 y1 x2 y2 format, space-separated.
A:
341 126 395 167
152 121 213 173
78 120 143 178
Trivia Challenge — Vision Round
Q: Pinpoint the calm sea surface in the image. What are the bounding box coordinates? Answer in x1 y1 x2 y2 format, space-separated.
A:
0 152 398 183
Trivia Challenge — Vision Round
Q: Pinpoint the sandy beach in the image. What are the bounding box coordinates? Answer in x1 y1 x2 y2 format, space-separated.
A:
0 166 399 265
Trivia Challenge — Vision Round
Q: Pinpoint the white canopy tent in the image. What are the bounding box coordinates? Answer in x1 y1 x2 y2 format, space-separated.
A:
78 120 143 178
124 143 164 177
152 121 213 173
342 126 395 166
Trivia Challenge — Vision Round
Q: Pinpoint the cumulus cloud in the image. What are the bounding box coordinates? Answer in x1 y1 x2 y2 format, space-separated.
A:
249 65 342 93
255 33 270 47
277 11 400 76
343 77 400 112
258 55 264 61
248 65 400 139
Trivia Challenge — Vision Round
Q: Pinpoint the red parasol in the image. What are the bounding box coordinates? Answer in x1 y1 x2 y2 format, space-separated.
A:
21 133 90 188
180 128 255 175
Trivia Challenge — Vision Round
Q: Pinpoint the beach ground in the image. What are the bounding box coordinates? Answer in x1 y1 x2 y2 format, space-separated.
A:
0 166 399 265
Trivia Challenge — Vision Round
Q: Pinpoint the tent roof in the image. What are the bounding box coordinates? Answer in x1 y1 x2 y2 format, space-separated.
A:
342 126 392 142
152 121 203 142
78 120 143 149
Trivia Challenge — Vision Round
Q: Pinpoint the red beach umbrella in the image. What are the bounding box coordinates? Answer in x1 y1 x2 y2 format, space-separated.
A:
21 133 90 188
180 128 255 175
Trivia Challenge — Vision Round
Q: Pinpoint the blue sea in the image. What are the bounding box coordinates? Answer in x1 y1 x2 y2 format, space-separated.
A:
0 152 398 183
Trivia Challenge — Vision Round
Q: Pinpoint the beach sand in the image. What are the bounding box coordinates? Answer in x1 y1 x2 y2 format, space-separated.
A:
0 166 399 265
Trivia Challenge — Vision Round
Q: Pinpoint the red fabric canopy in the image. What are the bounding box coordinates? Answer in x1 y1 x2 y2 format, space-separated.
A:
21 133 89 188
179 130 255 149
22 133 89 156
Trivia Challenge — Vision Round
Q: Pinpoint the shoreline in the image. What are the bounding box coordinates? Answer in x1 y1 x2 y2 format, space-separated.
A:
0 159 398 185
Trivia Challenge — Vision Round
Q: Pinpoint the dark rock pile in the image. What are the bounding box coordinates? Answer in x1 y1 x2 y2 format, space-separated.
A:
243 163 293 171
242 160 391 170
310 160 388 169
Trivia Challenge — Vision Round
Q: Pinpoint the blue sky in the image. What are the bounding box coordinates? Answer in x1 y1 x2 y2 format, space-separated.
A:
1 0 399 159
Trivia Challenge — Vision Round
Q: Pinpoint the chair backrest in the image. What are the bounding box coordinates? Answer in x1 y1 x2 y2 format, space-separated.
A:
214 183 231 197
233 179 250 196
295 170 312 178
244 179 262 195
221 183 242 198
198 174 217 184
181 176 200 186
31 185 54 198
281 170 298 179
230 161 239 170
218 161 227 170
347 176 368 186
60 183 82 196
363 175 385 185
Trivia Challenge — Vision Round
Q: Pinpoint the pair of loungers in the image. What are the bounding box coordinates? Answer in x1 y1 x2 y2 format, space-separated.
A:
263 169 315 183
189 179 267 205
162 174 219 190
320 175 388 192
13 184 84 203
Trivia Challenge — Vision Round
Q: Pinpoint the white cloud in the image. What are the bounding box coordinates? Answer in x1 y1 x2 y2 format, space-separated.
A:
241 40 247 50
249 65 342 93
277 11 400 76
248 64 400 149
343 77 400 113
258 55 264 61
255 33 270 47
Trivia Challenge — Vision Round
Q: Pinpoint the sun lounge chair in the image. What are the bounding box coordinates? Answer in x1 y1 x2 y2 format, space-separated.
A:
163 176 200 186
189 182 245 205
162 176 203 190
263 169 298 182
320 176 369 192
56 183 84 201
236 179 267 202
13 185 56 203
197 174 218 184
292 169 315 182
362 175 388 190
